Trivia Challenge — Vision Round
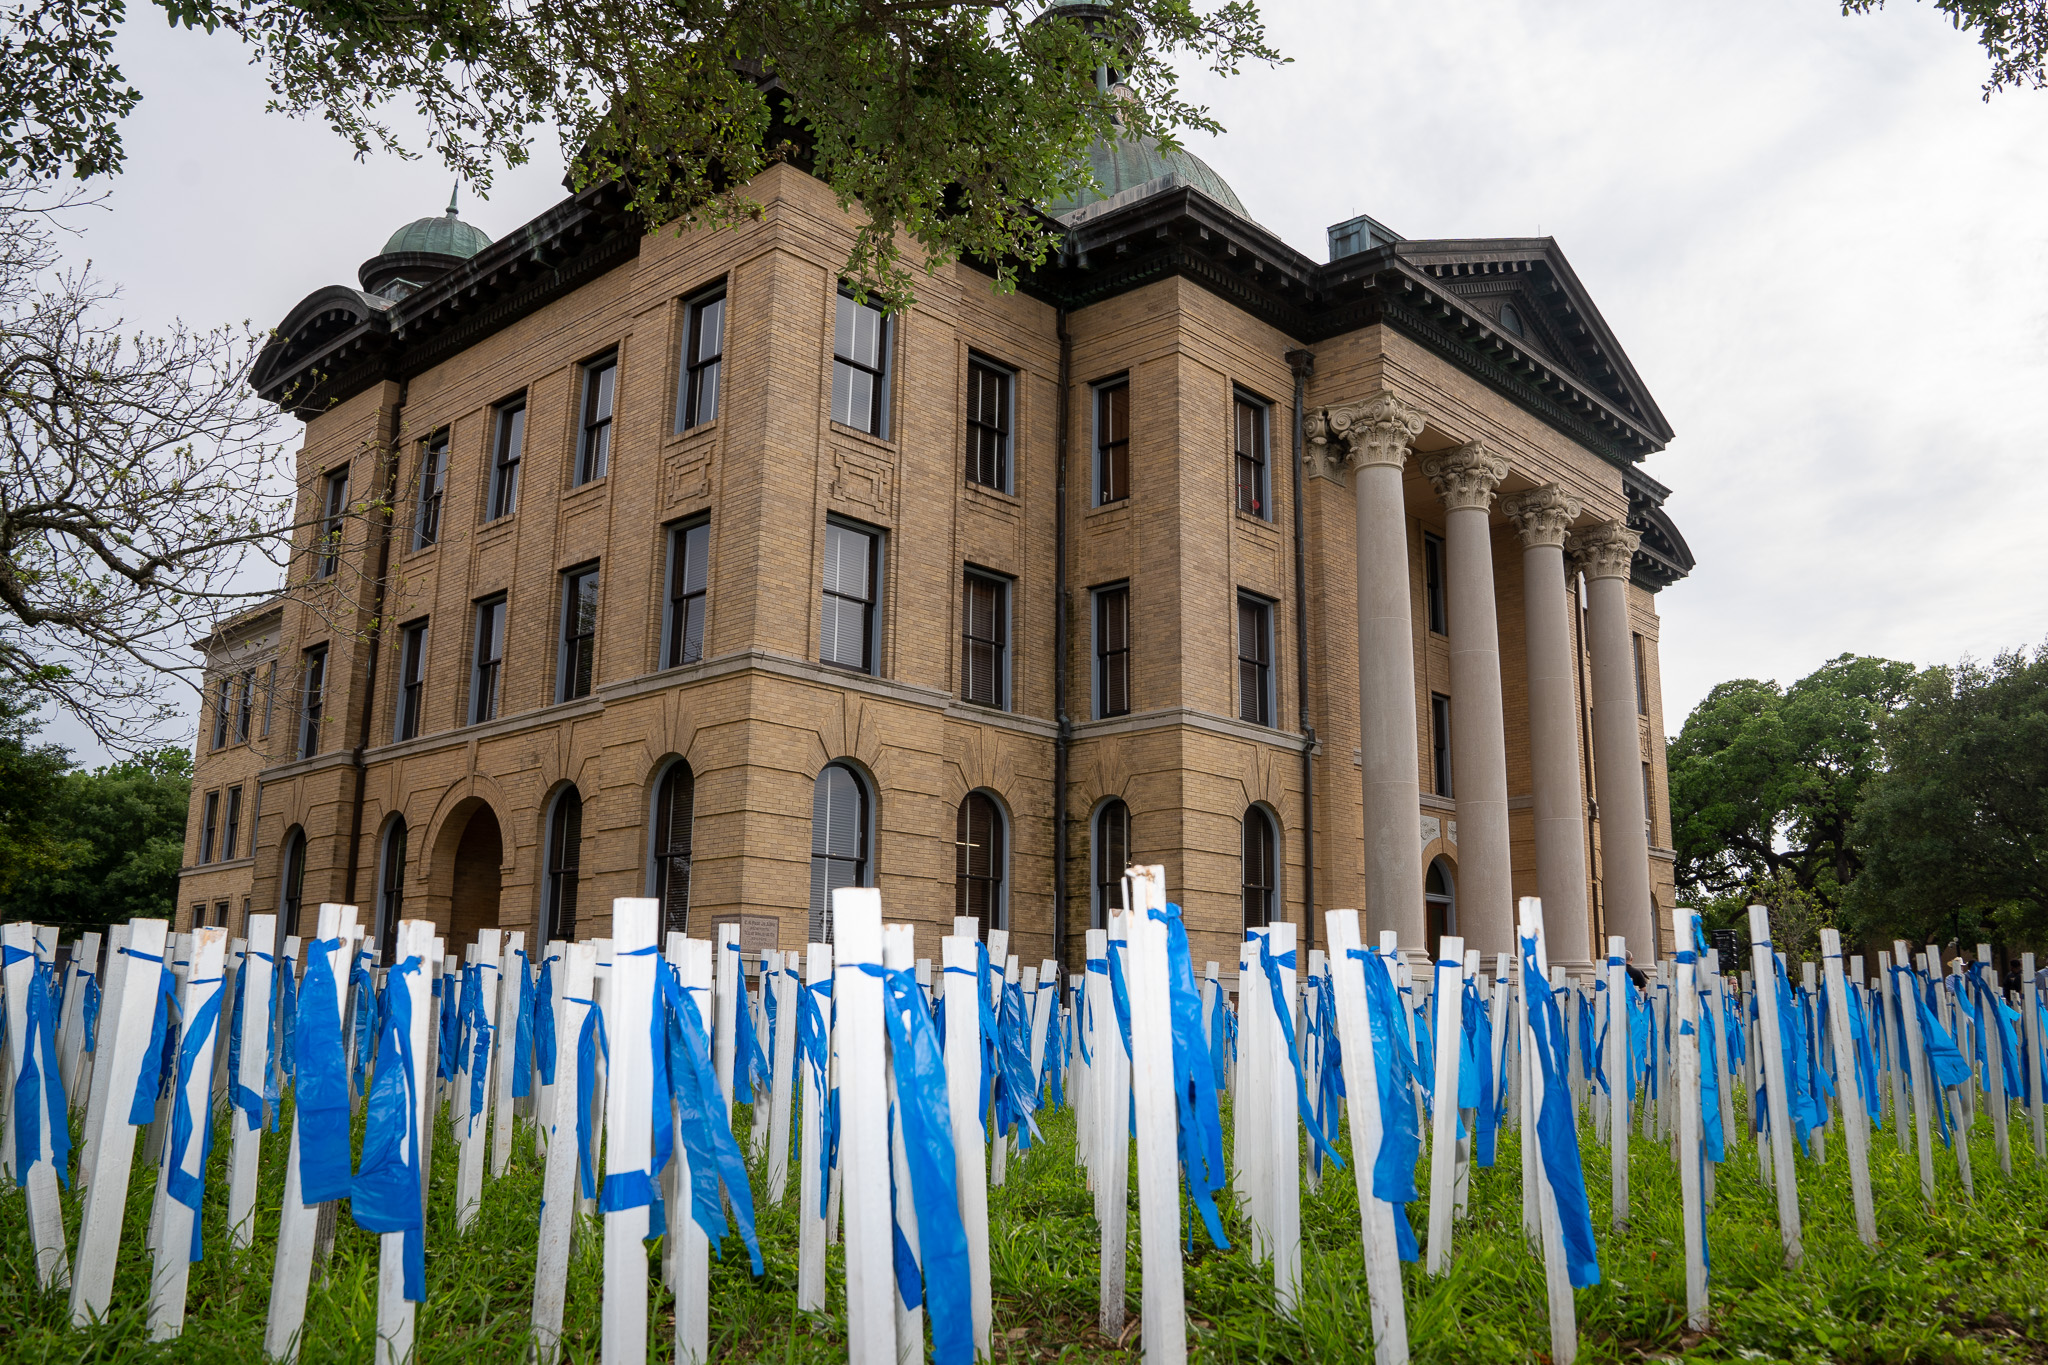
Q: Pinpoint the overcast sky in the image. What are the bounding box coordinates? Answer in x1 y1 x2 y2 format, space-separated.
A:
45 0 2048 763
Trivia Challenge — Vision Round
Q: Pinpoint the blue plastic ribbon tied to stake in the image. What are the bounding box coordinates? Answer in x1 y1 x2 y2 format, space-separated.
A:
352 957 427 1301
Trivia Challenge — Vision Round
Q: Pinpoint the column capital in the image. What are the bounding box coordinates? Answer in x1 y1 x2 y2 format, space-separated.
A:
1419 440 1510 512
1567 518 1641 581
1499 483 1583 549
1304 391 1426 480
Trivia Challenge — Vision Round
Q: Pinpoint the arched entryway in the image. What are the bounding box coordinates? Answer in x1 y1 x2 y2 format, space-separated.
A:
447 803 504 943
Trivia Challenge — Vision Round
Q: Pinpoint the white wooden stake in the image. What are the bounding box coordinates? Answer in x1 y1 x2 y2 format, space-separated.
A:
1748 906 1803 1268
1123 866 1187 1365
1091 923 1130 1339
1425 935 1464 1276
0 920 70 1290
942 933 993 1360
672 936 715 1365
797 941 833 1312
491 930 526 1176
833 888 898 1365
61 931 101 1112
1819 929 1877 1245
2025 952 2046 1161
76 923 132 1195
1671 909 1707 1331
228 914 277 1249
1263 921 1303 1313
1978 943 2012 1177
882 924 926 1365
715 921 739 1114
1326 910 1409 1365
148 925 228 1339
1517 900 1577 1365
601 900 659 1365
375 918 436 1365
455 931 503 1231
532 941 596 1365
265 906 344 1364
768 947 799 1204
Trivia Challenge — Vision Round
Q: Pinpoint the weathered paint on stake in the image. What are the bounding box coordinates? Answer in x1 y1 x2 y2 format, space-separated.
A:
1818 930 1877 1245
148 925 228 1339
797 941 833 1313
531 939 594 1365
942 933 993 1359
833 888 898 1365
1325 909 1409 1365
491 930 526 1177
1 921 70 1289
767 948 799 1204
1123 867 1187 1365
1670 909 1707 1331
229 915 278 1249
1092 922 1130 1340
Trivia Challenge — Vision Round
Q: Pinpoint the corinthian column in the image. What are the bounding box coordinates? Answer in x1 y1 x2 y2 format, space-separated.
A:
1500 484 1592 972
1314 392 1428 951
1571 518 1655 962
1419 441 1513 958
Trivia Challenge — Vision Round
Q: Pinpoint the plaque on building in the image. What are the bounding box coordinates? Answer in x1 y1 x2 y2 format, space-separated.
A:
707 913 781 960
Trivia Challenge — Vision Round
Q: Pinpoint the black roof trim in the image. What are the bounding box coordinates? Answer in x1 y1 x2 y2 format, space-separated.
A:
1623 465 1695 592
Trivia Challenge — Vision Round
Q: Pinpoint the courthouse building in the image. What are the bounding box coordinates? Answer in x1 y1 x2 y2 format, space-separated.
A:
176 79 1693 976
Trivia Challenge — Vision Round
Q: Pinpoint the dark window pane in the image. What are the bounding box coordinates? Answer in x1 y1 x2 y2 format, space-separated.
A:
491 402 525 520
414 435 447 549
1431 694 1453 798
1234 397 1267 518
668 520 711 667
1237 595 1271 726
966 360 1011 490
821 522 877 672
680 292 726 430
1097 385 1129 504
1243 808 1275 928
955 792 1004 936
1424 533 1447 635
653 763 696 937
546 790 583 941
809 764 869 942
1094 799 1130 930
962 573 1007 708
560 567 599 701
1096 585 1130 718
578 358 616 484
831 294 888 435
222 785 242 861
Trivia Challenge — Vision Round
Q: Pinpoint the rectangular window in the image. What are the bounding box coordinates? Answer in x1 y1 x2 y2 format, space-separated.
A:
576 354 617 485
470 597 506 724
235 670 255 743
677 288 726 430
1095 381 1129 505
1234 393 1268 518
821 520 880 673
666 519 711 668
222 785 243 861
1237 593 1274 727
413 431 448 549
1431 693 1453 798
1634 632 1648 715
316 469 348 578
1423 531 1448 636
211 676 231 750
558 565 600 702
831 292 890 435
396 619 428 741
192 902 208 929
966 357 1012 491
962 571 1009 709
1094 584 1130 718
200 790 220 863
489 398 525 520
1643 761 1655 838
215 900 230 928
298 644 327 759
260 661 276 737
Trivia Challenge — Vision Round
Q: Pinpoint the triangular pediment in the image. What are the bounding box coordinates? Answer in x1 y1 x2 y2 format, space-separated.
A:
1384 238 1672 443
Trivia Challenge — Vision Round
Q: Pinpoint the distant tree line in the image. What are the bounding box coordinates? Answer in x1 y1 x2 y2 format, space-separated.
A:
1669 644 2048 960
0 680 189 937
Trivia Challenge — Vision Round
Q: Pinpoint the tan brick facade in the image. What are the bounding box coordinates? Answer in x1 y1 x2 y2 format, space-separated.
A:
179 163 1692 977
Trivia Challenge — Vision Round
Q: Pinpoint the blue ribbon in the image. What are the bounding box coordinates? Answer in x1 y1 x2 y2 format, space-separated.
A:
1348 945 1420 1261
1254 935 1343 1170
534 952 559 1087
1893 962 1972 1146
1840 969 1883 1126
994 972 1041 1150
512 950 535 1101
165 972 226 1259
1206 977 1229 1093
731 943 771 1102
79 966 100 1055
599 946 670 1238
864 960 973 1365
656 961 765 1273
277 945 299 1081
1151 904 1232 1251
796 977 837 1216
1314 967 1346 1170
1520 936 1600 1289
568 994 608 1199
4 947 71 1187
464 962 497 1122
121 945 173 1127
296 937 355 1203
1459 975 1497 1166
1967 962 2024 1100
352 957 426 1301
349 948 376 1097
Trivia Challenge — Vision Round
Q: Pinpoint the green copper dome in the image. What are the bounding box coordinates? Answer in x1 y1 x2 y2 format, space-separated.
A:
1045 135 1249 221
380 189 492 260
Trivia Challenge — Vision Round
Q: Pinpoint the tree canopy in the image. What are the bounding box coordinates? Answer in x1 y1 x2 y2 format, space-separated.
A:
1847 645 2048 946
1 0 1280 302
1667 653 1917 928
1844 0 2048 95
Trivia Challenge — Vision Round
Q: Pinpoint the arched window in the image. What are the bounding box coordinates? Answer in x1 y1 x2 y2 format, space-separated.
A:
1092 799 1131 929
955 792 1006 938
1425 857 1456 955
652 762 695 938
809 764 870 943
376 817 408 965
279 827 307 940
1242 806 1277 929
545 787 583 943
1499 301 1526 338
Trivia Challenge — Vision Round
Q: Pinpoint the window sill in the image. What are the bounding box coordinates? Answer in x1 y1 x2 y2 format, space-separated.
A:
1086 500 1130 520
818 658 879 679
1234 509 1278 532
965 481 1020 507
399 540 440 564
667 419 718 447
829 421 896 451
564 476 609 502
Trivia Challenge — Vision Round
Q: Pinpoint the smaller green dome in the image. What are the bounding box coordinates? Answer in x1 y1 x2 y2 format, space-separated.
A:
381 188 492 260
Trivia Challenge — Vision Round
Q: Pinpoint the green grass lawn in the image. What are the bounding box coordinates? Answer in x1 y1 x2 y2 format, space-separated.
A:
4 1091 2046 1363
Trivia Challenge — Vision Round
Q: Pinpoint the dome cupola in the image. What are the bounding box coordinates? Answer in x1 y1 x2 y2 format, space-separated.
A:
359 187 493 301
